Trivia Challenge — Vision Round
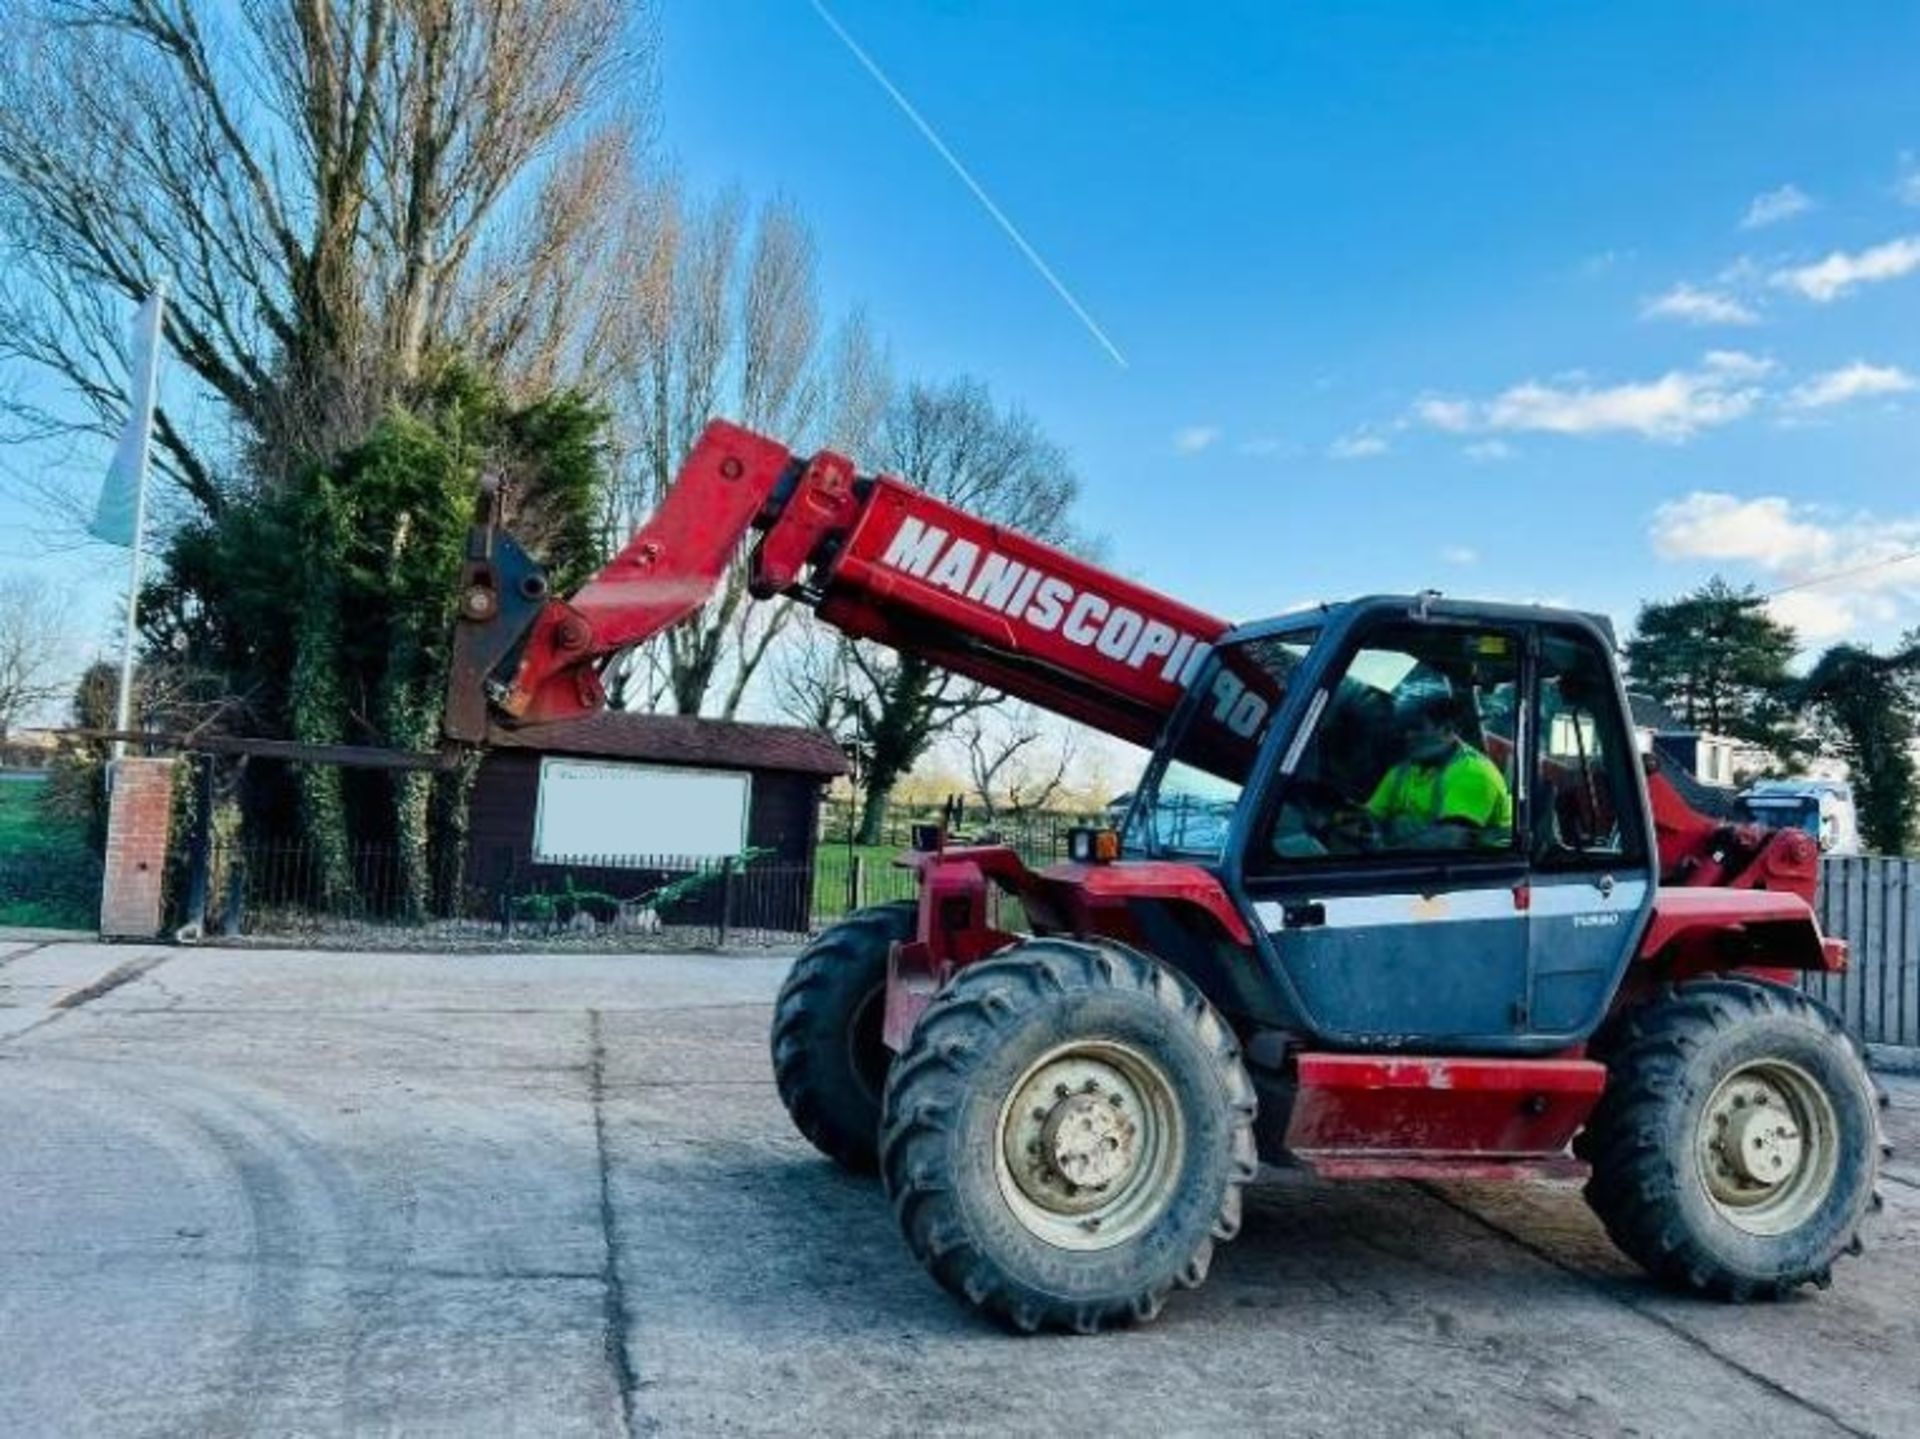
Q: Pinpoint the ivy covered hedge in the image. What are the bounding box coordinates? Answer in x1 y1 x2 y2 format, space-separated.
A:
140 365 612 913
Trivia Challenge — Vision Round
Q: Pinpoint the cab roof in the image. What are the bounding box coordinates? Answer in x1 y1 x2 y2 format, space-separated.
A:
1227 594 1619 651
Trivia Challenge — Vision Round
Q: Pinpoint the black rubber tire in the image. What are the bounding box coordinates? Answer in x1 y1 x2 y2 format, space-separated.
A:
1581 978 1879 1300
879 938 1257 1333
771 902 916 1173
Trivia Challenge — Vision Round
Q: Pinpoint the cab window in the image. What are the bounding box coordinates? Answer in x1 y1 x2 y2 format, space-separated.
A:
1124 631 1317 860
1256 623 1522 870
1534 630 1646 867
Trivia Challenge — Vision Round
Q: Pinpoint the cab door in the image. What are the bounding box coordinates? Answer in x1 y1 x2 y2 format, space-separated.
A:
1236 618 1534 1050
1523 625 1657 1038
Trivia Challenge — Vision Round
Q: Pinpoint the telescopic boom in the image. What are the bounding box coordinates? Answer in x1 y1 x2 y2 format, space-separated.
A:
445 419 1230 747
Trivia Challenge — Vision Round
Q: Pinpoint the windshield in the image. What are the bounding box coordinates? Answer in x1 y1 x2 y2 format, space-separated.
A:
1123 629 1318 859
1745 796 1820 835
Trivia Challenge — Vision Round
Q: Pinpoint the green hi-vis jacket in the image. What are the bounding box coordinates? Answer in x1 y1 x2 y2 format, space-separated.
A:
1366 743 1514 832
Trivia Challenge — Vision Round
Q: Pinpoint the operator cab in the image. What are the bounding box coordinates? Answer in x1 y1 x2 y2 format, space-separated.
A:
1121 596 1658 1054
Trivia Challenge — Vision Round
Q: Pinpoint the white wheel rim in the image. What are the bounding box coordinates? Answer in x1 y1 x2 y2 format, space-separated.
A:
993 1040 1185 1252
1694 1058 1839 1237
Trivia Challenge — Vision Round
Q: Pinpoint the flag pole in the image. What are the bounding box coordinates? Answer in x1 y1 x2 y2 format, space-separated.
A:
112 280 166 761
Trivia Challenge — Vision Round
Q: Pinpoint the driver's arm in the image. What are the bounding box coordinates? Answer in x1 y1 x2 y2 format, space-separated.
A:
1364 764 1407 821
1450 755 1508 818
1434 753 1513 846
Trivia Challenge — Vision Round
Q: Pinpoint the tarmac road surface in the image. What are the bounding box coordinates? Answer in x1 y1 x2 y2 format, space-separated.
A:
2 939 1917 1437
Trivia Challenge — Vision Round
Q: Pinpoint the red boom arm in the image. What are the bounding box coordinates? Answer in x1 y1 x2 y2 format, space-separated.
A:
445 420 1231 747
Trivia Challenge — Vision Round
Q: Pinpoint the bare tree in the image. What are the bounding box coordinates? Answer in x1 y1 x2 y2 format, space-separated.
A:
771 627 855 734
779 376 1082 842
0 0 652 514
456 121 661 400
958 704 1076 824
606 186 891 718
0 576 72 740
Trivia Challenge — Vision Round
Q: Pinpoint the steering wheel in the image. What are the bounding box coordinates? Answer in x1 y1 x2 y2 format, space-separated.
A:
1280 778 1383 854
1324 803 1383 853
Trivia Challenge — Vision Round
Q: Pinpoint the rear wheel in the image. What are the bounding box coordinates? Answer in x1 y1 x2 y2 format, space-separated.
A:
771 901 915 1172
1581 979 1878 1299
880 939 1257 1333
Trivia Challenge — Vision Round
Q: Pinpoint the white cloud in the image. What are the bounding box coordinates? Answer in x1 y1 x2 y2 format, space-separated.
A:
1172 425 1220 454
1441 545 1479 566
1786 361 1916 410
1578 249 1634 277
1741 183 1814 230
1641 283 1759 326
1771 235 1920 302
1649 491 1920 641
1415 352 1770 444
1651 493 1833 570
1414 397 1473 432
1766 589 1864 642
1898 153 1920 207
1462 439 1513 462
1328 431 1388 460
1702 349 1775 379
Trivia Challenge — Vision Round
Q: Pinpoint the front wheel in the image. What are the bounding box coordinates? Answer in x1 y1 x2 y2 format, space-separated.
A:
771 902 916 1172
880 939 1257 1333
1582 979 1879 1299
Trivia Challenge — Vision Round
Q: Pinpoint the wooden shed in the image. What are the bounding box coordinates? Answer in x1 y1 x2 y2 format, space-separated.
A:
465 712 849 932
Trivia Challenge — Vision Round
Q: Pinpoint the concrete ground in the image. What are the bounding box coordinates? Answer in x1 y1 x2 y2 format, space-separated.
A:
2 940 1917 1438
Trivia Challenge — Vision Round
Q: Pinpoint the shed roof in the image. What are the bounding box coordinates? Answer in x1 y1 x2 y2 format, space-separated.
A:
488 711 849 777
1626 691 1682 733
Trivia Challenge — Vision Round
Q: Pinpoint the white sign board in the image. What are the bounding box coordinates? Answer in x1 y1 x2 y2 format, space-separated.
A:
533 758 751 862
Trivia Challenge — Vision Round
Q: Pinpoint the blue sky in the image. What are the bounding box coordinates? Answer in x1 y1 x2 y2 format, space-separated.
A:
10 2 1920 692
660 0 1920 651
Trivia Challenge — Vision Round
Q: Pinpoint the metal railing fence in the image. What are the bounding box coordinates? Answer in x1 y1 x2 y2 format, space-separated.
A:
205 814 1079 948
818 798 1099 859
201 839 826 949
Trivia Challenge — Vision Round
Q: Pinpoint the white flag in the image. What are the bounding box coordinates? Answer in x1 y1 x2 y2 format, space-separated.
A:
90 288 166 548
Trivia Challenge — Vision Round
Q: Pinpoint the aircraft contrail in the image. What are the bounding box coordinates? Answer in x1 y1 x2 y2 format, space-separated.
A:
807 0 1129 370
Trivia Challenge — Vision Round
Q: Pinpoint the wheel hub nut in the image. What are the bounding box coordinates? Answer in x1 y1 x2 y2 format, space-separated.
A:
1042 1094 1136 1190
1726 1104 1802 1186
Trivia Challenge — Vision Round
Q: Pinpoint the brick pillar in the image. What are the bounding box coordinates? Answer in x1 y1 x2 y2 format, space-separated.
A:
100 757 176 938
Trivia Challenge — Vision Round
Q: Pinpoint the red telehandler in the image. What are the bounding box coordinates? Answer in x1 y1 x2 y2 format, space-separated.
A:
445 419 1880 1332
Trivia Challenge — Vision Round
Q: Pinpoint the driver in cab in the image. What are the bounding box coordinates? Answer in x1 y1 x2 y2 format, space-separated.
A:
1367 682 1512 850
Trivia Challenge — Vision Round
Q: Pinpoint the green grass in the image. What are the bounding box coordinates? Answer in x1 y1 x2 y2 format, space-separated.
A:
810 838 1043 931
0 894 91 929
811 842 916 924
0 780 54 845
815 842 907 872
0 778 89 848
0 778 98 930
